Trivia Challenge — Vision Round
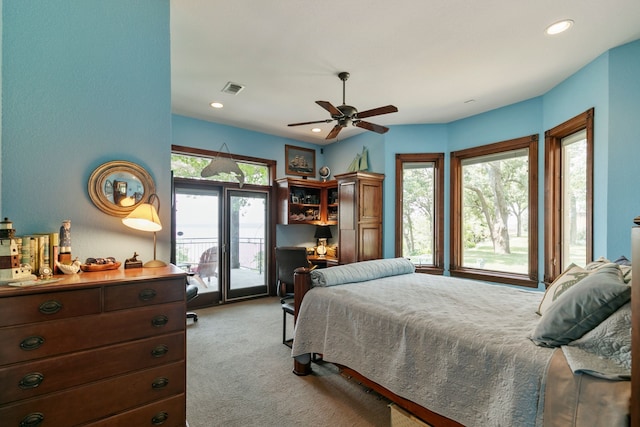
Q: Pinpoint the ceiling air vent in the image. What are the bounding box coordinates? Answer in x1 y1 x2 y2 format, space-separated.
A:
221 81 245 95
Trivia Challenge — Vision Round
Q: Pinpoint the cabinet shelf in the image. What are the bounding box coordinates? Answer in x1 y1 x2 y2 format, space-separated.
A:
276 178 338 225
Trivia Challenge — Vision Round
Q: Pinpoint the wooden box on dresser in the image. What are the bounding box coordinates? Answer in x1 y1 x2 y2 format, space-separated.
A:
335 171 384 264
0 265 188 427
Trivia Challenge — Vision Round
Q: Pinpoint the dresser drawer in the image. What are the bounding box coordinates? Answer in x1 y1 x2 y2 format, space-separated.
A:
84 394 186 427
0 302 185 365
0 361 185 427
0 288 100 327
0 331 185 404
104 277 185 311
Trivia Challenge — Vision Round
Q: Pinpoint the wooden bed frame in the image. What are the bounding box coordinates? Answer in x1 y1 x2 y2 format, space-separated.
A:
292 226 640 426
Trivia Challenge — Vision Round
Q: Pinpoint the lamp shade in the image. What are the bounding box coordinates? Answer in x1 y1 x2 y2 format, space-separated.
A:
314 225 332 239
122 202 162 232
122 194 165 268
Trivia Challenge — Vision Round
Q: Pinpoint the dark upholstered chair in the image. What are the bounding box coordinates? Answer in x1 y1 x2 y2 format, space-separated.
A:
275 246 312 347
186 280 199 322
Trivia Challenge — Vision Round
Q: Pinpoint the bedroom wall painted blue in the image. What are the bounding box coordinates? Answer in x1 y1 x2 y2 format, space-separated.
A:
382 124 449 265
1 1 172 263
172 114 325 179
607 40 640 258
542 51 610 260
171 114 326 247
1 1 638 287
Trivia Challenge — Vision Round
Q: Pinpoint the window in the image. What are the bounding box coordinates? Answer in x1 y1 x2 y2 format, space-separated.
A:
450 135 539 287
544 109 594 284
395 153 444 274
171 145 273 186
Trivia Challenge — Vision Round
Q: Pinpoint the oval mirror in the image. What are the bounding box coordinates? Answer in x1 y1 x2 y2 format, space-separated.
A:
88 160 156 217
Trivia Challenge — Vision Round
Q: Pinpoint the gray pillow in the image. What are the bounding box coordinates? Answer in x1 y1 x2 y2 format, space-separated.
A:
310 257 415 287
531 263 630 347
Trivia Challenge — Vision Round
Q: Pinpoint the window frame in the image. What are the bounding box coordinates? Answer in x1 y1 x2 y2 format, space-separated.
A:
450 135 539 287
171 144 276 186
395 153 445 274
543 108 594 285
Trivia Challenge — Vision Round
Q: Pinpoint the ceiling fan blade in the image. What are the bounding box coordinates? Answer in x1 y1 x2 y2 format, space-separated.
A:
326 125 343 139
288 119 333 127
356 105 398 119
354 120 389 134
316 101 343 117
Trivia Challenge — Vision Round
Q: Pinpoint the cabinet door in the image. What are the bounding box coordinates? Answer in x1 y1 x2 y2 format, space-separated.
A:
338 181 356 263
359 180 382 222
358 223 382 261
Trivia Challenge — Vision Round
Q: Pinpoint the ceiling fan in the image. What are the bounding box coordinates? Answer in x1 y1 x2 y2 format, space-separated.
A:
288 72 398 140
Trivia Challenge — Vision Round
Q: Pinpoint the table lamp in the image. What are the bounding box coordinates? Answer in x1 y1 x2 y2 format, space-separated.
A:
122 193 166 267
314 225 332 256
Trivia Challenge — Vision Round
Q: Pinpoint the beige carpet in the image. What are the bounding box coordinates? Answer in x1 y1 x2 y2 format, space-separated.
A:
186 297 391 427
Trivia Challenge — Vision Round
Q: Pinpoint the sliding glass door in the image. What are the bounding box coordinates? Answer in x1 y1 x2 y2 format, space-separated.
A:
174 186 221 306
225 189 269 301
173 181 269 304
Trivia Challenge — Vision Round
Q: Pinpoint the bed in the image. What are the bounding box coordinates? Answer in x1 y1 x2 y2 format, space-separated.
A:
290 227 640 427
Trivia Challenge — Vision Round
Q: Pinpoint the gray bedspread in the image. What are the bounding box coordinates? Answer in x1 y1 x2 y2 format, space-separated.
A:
291 273 555 427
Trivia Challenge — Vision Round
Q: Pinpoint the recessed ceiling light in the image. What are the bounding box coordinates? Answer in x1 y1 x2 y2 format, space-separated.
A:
545 19 574 35
311 128 322 133
210 102 224 109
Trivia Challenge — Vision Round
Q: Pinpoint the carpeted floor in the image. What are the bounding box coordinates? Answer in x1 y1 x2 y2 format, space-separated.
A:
186 297 391 427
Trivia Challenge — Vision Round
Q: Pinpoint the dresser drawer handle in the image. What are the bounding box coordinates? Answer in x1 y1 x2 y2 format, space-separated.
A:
151 344 169 358
151 411 169 425
20 336 45 351
139 288 157 301
151 377 169 389
19 372 45 389
20 412 44 427
151 315 169 327
38 300 62 315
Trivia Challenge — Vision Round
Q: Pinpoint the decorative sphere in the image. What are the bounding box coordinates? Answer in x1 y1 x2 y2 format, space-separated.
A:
319 166 331 179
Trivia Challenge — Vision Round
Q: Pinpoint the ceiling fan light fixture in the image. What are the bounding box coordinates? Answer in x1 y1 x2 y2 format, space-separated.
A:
545 19 574 35
287 71 398 140
311 128 322 133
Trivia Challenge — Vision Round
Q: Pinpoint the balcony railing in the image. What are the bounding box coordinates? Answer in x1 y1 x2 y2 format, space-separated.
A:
175 237 264 273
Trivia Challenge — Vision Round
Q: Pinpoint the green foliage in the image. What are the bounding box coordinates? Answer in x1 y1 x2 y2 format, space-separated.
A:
462 153 529 255
171 153 268 185
401 166 435 261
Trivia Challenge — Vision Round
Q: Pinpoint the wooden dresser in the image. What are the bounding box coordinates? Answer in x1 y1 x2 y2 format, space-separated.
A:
0 265 187 427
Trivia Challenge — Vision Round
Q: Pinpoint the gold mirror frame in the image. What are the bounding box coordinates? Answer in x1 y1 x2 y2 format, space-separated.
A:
88 160 156 217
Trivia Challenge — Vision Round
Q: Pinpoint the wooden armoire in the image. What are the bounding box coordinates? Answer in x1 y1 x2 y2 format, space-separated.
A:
335 171 384 264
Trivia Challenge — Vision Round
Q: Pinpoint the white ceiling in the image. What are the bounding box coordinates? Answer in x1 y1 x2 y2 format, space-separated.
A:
170 0 640 145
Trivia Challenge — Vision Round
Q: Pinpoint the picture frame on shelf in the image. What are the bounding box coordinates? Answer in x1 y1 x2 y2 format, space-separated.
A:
285 144 316 177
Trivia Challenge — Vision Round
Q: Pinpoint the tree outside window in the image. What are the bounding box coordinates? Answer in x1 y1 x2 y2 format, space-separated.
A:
395 153 444 274
544 109 593 284
451 135 538 287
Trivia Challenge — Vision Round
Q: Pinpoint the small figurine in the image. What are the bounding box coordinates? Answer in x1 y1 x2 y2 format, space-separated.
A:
56 257 82 274
125 252 143 269
59 220 71 254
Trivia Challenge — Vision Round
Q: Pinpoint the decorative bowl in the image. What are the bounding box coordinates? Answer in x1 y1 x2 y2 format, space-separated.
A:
80 261 121 272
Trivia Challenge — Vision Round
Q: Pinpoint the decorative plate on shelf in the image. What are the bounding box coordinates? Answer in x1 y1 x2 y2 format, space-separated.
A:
319 165 331 181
